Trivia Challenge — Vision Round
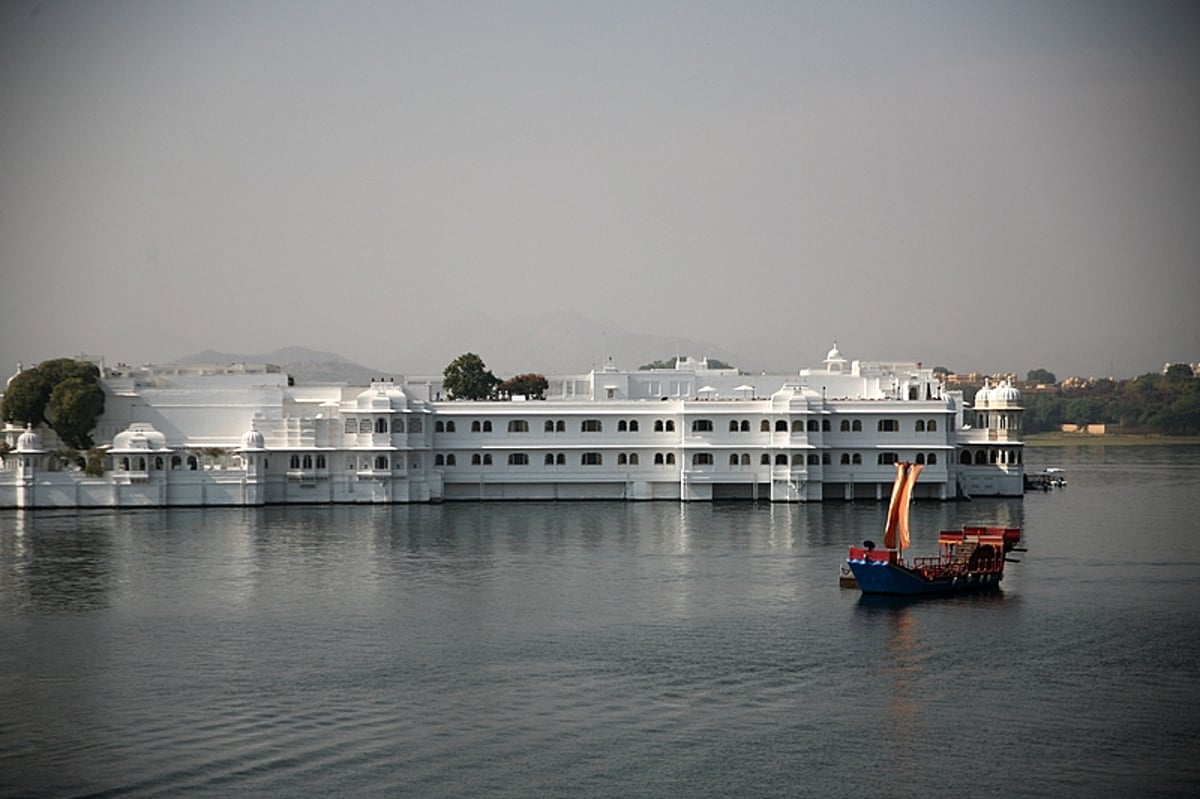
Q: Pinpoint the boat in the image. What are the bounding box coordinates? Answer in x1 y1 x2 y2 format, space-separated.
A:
1025 468 1067 491
845 462 1023 595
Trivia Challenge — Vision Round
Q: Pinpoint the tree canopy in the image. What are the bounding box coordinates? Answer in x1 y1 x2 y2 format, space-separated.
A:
499 373 548 400
442 353 499 400
1026 368 1057 384
1 358 106 448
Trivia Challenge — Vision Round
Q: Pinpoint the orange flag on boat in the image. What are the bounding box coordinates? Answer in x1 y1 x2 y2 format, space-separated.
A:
896 463 924 552
883 463 907 549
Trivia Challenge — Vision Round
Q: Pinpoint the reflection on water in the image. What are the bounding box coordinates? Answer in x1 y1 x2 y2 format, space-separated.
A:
2 447 1199 798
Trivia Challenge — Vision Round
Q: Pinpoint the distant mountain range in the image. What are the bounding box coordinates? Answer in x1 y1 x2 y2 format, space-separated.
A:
171 312 762 384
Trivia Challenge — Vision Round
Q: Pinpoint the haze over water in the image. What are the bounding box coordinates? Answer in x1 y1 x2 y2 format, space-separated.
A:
2 445 1199 797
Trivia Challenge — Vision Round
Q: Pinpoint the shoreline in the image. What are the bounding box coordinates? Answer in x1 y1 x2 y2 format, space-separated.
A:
1024 432 1200 447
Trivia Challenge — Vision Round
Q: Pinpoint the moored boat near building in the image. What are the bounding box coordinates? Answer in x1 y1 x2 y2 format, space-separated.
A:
0 345 1024 508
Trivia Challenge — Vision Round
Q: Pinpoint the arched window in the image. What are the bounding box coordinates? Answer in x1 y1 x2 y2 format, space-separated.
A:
556 453 566 465
654 420 664 432
760 420 770 432
693 453 713 466
170 455 182 470
620 420 629 432
729 420 739 432
852 420 862 432
960 450 971 465
508 420 528 433
119 457 129 471
483 454 493 465
822 420 831 431
629 453 639 466
741 454 750 466
927 453 937 465
655 453 665 465
508 453 528 466
472 453 482 465
544 420 555 433
472 420 482 433
840 420 851 432
807 419 819 432
446 421 456 433
375 456 388 469
435 454 445 466
629 420 639 432
345 419 356 434
761 454 770 465
446 454 457 466
792 454 803 465
545 453 555 465
776 420 788 432
741 420 750 432
290 454 301 469
808 454 820 465
822 453 831 464
852 453 862 465
975 450 987 464
483 421 493 433
776 454 788 466
556 420 565 432
990 449 999 464
375 418 388 434
927 420 938 432
435 421 445 433
915 453 925 464
841 453 850 465
792 420 804 433
729 454 739 466
303 454 313 469
915 420 926 432
581 452 602 466
359 419 372 434
154 457 164 470
665 453 676 465
187 455 198 470
665 421 675 432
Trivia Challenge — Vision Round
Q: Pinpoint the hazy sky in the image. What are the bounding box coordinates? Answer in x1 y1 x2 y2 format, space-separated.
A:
2 0 1197 379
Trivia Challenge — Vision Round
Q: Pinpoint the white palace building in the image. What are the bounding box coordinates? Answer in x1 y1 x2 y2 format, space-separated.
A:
0 345 1025 509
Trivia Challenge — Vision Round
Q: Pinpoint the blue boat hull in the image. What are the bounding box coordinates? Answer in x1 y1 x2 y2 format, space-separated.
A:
848 560 1004 596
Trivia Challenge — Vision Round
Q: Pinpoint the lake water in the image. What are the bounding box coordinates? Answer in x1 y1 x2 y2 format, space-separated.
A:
2 446 1199 798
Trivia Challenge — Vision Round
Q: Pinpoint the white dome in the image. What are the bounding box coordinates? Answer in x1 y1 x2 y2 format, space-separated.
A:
973 380 993 406
992 380 1022 403
356 380 406 410
16 424 42 452
111 422 168 452
240 427 265 450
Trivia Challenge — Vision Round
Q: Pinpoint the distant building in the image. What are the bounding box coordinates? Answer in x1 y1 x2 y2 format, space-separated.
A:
1 345 1024 508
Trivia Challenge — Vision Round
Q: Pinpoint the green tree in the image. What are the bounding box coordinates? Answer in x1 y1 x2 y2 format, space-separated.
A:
1 359 105 447
1026 368 1057 384
49 377 106 449
443 353 499 400
1 368 51 425
1164 363 1194 382
499 373 548 400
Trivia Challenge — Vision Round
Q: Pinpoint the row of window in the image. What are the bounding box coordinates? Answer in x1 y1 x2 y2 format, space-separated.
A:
960 449 1022 464
426 418 941 435
428 451 943 468
344 417 424 434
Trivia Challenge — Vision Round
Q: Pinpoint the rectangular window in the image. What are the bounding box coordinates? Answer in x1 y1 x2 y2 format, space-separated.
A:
581 419 602 433
691 419 713 432
508 453 529 466
581 452 603 466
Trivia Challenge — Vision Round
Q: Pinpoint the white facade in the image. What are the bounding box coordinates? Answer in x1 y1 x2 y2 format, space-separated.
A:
0 346 1024 508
